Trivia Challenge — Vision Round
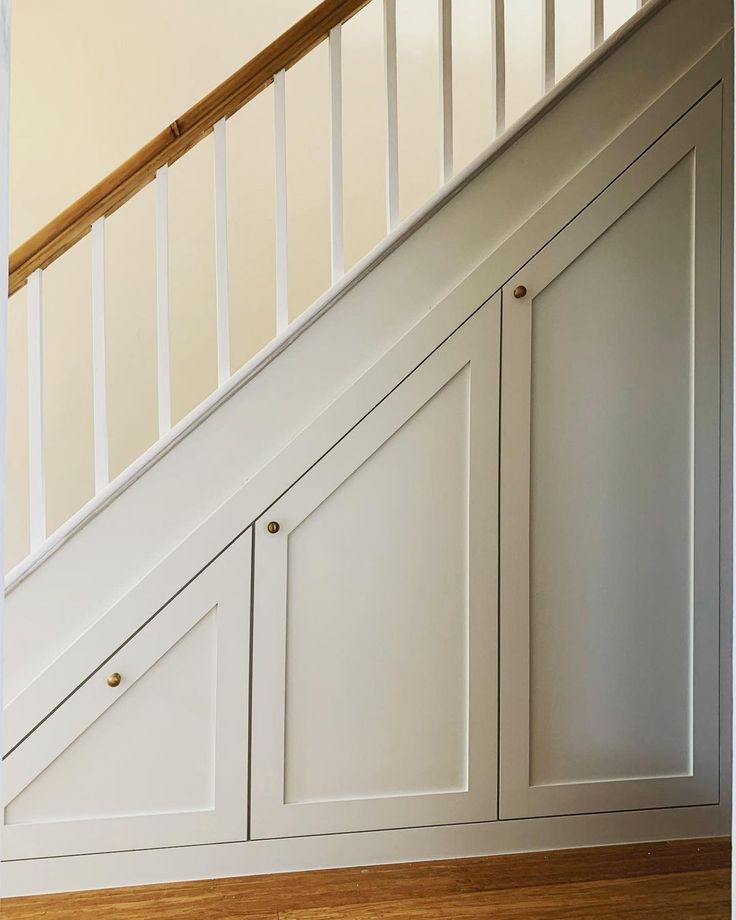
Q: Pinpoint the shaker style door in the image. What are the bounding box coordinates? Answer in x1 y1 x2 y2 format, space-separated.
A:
499 88 722 818
2 532 251 858
251 297 500 839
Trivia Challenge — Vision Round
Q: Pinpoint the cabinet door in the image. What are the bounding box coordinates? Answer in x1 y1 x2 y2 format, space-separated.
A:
2 532 251 859
500 89 722 818
251 298 499 839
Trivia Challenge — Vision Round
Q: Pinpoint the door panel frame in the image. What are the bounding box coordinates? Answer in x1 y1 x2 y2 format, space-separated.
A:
2 532 252 859
499 87 722 819
250 297 500 840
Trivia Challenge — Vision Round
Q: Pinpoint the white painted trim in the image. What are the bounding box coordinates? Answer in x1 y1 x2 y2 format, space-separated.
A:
383 0 399 230
329 25 344 282
543 0 555 93
439 0 453 183
214 118 231 386
492 0 506 135
26 269 45 550
0 0 696 593
274 68 289 334
592 0 605 49
155 166 171 437
0 804 728 897
91 217 109 492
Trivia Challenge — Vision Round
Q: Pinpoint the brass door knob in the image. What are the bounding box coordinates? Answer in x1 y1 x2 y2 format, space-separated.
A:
513 285 527 299
106 672 122 688
266 521 280 534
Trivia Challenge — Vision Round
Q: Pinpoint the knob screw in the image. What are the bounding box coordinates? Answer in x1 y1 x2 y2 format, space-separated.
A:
266 521 280 534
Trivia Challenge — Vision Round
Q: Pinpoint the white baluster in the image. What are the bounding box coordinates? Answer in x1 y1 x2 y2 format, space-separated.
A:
155 165 172 436
91 217 109 492
542 0 555 93
329 25 345 283
591 0 604 48
214 117 230 384
492 0 506 136
274 68 289 334
384 0 399 231
27 268 45 548
439 0 453 184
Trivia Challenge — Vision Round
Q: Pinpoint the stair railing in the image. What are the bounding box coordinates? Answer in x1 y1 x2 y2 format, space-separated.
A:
6 0 652 578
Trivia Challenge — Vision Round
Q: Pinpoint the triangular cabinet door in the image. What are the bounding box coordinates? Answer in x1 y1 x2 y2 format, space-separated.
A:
499 88 722 818
251 297 500 839
2 532 251 859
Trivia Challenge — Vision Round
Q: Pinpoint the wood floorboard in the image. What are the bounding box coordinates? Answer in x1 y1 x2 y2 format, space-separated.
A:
0 837 730 920
280 870 729 919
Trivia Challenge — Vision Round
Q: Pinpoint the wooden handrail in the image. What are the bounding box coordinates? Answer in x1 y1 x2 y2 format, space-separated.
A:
8 0 370 296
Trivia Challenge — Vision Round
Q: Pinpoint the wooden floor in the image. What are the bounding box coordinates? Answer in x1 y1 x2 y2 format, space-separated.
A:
1 837 730 919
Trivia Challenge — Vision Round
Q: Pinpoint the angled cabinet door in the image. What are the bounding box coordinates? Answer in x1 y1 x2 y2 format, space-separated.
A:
251 298 499 839
2 532 251 859
500 88 722 818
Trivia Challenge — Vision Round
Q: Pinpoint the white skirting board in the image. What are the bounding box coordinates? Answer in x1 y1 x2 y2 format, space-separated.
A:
1 804 729 898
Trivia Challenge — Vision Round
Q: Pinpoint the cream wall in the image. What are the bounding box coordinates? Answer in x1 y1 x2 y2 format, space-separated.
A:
5 0 635 571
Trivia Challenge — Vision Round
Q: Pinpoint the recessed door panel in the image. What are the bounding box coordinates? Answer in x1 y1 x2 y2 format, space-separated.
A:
500 89 721 818
251 298 499 838
2 532 251 858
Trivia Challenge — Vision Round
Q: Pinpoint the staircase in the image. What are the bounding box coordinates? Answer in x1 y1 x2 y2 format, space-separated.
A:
7 0 663 587
1 0 732 899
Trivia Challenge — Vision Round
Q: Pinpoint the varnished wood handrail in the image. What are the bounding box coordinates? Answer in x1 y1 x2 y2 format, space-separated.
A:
8 0 370 296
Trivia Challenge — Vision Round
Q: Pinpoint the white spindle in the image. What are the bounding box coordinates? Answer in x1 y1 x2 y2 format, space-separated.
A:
542 0 555 93
329 25 345 282
214 118 230 384
439 0 453 184
492 0 506 136
91 218 109 492
591 0 604 48
27 268 45 548
155 165 172 436
274 68 289 334
383 0 399 231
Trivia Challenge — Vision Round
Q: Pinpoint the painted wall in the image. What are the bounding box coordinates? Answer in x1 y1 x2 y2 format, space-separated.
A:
4 0 635 570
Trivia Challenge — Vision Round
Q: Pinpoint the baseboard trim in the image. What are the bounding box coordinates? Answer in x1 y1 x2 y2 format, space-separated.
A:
1 803 729 898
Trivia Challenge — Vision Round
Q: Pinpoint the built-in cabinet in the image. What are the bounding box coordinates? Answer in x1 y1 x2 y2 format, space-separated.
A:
251 300 499 839
1 85 724 861
498 88 722 819
2 534 251 859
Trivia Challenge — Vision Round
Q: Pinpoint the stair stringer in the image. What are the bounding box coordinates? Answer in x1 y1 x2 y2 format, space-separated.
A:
2 1 731 752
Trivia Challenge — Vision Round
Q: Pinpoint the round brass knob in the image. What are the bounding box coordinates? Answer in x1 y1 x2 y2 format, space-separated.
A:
513 285 527 299
106 672 122 688
266 521 280 534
